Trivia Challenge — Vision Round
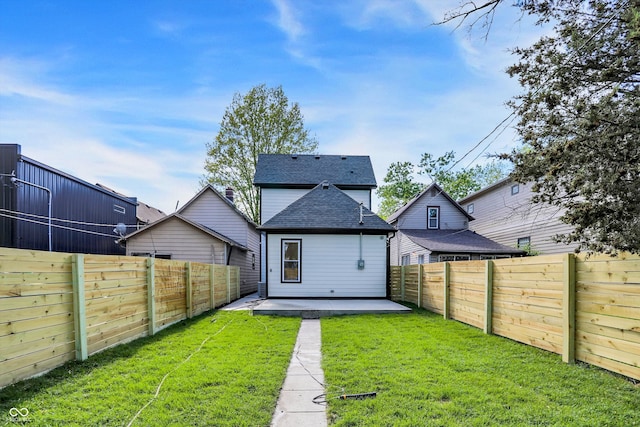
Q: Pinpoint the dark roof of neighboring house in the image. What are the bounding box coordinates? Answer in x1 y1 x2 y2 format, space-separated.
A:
259 182 395 233
253 154 377 188
387 182 474 224
121 213 248 251
401 229 525 254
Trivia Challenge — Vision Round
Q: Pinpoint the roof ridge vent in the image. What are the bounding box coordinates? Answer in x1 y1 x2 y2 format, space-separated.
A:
291 154 298 159
321 180 329 189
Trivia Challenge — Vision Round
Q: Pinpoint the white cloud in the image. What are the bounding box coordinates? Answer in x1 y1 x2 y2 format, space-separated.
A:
270 0 305 42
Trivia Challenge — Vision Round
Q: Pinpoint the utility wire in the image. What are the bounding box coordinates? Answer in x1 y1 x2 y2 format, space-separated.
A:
0 212 122 238
446 2 624 173
0 208 138 228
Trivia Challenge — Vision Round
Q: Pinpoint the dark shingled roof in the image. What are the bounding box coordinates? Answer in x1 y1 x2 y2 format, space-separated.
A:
401 229 525 255
259 183 394 233
253 154 377 188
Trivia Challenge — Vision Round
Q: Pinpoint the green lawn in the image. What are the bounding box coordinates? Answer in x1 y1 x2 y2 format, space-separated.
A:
2 308 638 426
321 308 639 427
0 311 300 427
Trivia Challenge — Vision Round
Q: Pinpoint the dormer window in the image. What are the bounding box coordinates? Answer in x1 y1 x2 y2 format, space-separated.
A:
427 206 440 229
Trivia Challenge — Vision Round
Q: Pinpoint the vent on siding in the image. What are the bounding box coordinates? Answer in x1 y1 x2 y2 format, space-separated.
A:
114 204 126 214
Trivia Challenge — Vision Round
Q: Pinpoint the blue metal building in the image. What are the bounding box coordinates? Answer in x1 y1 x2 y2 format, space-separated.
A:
0 144 137 255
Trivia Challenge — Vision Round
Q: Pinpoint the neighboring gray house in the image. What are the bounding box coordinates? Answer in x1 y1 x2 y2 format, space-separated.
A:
388 183 524 265
254 154 395 298
458 178 579 255
122 185 260 296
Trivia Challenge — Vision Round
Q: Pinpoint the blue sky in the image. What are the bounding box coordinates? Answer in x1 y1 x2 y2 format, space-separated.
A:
0 1 544 214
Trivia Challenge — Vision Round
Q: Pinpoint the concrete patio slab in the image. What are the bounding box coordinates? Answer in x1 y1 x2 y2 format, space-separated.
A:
253 298 411 317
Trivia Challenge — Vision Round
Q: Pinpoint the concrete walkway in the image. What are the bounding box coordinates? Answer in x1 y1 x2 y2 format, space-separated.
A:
271 319 327 427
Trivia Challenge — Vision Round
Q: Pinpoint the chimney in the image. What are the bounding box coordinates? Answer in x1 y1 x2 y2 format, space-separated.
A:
225 187 234 203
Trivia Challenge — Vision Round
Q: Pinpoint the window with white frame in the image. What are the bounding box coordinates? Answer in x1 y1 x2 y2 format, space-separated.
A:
401 254 410 266
427 206 440 229
517 236 531 249
417 254 425 264
438 254 471 262
511 184 520 195
467 203 474 214
282 239 301 282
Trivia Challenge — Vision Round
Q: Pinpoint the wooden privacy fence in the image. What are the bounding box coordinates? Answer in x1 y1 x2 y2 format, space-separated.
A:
0 247 240 389
390 253 640 381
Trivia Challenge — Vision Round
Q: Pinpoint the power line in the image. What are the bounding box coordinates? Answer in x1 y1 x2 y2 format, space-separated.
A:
0 208 138 228
448 1 624 172
0 212 122 238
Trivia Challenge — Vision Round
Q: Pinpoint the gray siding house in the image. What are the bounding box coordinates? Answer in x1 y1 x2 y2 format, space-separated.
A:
123 185 260 296
458 178 579 255
254 154 394 298
388 183 524 265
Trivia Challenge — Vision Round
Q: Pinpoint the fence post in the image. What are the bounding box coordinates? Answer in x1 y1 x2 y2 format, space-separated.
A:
186 262 193 319
417 264 423 308
147 257 156 336
563 253 576 364
72 254 88 361
401 266 406 301
209 264 215 310
226 266 231 304
484 260 494 335
443 262 450 320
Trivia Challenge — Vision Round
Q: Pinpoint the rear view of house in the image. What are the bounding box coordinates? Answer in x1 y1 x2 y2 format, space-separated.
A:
254 154 394 298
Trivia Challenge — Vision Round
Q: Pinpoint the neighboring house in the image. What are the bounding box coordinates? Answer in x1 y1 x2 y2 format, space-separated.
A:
458 178 579 255
387 183 524 265
96 183 166 229
0 144 137 255
254 154 395 298
122 185 259 296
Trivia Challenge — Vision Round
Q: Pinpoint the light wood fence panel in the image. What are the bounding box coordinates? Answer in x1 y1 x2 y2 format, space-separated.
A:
422 263 444 314
83 255 149 356
0 249 76 388
191 263 212 316
0 248 243 389
492 255 564 354
449 261 486 329
403 265 420 306
389 267 402 300
575 253 640 380
154 260 187 329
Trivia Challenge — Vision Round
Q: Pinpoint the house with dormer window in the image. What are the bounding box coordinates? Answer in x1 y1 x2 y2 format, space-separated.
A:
387 183 524 265
254 154 395 298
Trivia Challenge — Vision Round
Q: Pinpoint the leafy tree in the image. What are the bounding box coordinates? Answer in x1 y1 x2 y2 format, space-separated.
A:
203 84 318 223
443 0 640 253
376 162 424 219
418 152 510 201
376 152 510 218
